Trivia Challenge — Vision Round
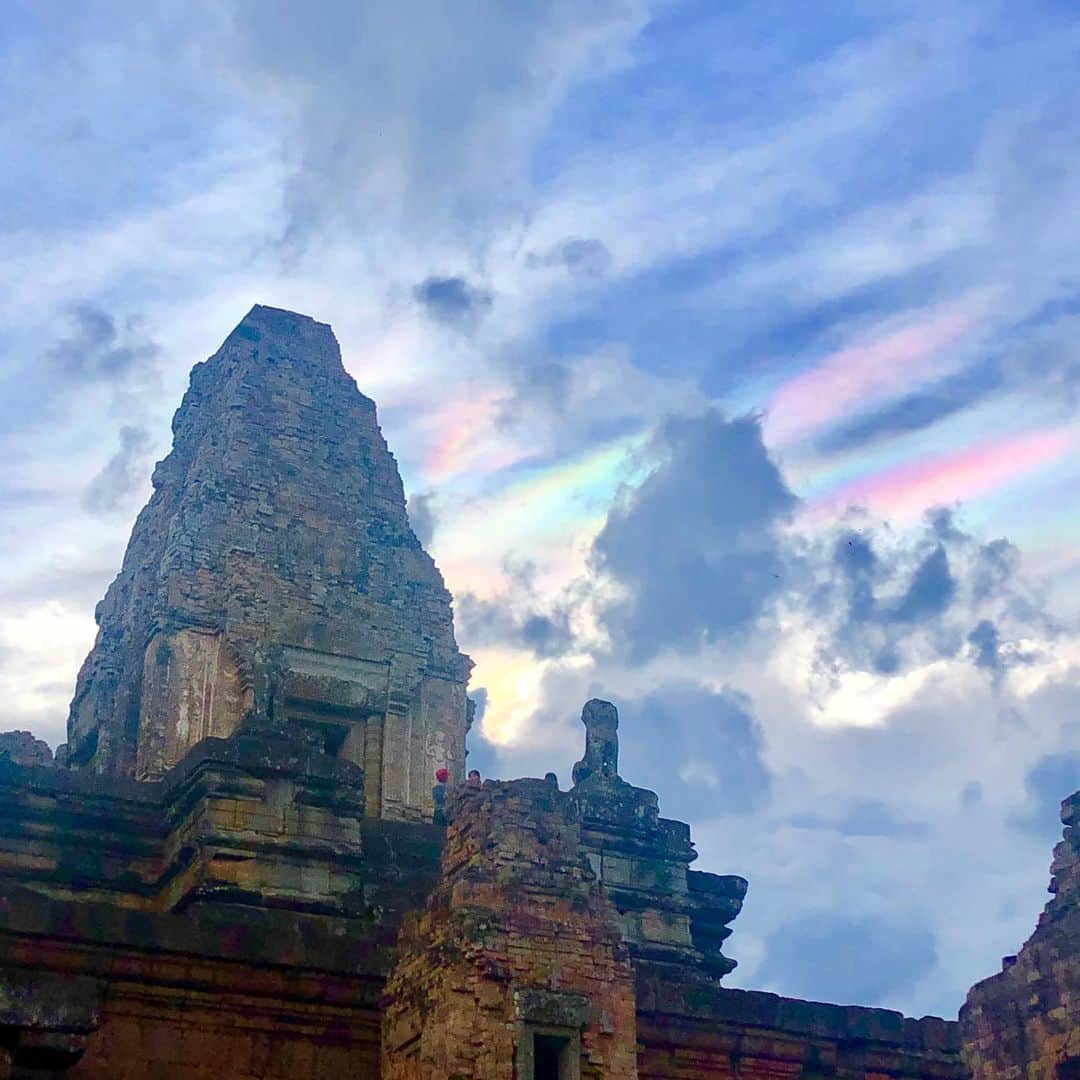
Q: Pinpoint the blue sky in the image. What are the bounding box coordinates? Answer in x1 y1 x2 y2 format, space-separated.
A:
2 0 1079 1019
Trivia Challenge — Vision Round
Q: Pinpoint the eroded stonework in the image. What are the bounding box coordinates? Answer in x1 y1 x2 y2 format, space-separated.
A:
382 777 639 1079
961 791 1080 1080
64 305 470 820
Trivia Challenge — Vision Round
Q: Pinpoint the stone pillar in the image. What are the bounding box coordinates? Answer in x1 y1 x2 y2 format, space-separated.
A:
380 691 415 820
381 777 638 1079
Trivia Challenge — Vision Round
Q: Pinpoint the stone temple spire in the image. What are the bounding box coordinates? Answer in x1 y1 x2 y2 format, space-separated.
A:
64 305 471 820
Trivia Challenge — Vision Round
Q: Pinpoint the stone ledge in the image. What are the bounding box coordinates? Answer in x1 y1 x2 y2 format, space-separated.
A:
0 967 102 1033
0 756 159 804
636 967 960 1053
0 883 395 976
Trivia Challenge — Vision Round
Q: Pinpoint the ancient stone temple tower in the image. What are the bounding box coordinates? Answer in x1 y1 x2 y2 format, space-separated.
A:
65 305 471 820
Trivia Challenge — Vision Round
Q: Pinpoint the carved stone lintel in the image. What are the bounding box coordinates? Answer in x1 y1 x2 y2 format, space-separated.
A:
512 987 590 1029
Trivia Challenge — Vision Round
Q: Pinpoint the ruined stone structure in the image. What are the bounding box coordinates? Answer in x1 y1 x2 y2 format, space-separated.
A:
65 305 470 821
961 792 1080 1080
0 306 1069 1078
382 777 640 1079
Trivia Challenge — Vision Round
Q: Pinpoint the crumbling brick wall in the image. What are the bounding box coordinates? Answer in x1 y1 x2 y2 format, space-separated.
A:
381 777 639 1079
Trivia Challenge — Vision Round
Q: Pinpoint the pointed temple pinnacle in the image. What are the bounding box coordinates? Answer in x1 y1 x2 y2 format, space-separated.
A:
63 306 471 822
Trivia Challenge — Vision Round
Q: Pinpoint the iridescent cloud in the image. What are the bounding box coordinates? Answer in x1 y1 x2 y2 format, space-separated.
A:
434 436 644 592
765 303 982 447
800 426 1076 522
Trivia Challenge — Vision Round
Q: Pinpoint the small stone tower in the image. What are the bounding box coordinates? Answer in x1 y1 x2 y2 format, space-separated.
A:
64 305 471 821
381 776 639 1079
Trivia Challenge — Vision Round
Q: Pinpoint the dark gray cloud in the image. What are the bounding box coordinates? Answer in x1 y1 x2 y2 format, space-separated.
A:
469 687 489 728
889 544 955 623
518 416 1048 686
757 912 937 1007
973 537 1020 603
829 529 878 627
225 2 641 243
808 511 1041 680
455 555 578 660
407 491 437 547
456 592 575 659
412 275 493 328
491 346 670 457
48 304 160 383
496 361 573 432
526 236 612 277
960 781 983 808
592 410 797 661
81 425 152 516
616 682 771 821
968 619 1001 671
1 304 163 439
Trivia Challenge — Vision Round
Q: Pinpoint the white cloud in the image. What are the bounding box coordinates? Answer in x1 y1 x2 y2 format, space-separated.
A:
0 602 96 748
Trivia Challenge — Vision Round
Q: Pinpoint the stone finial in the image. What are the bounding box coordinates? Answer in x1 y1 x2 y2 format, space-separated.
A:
572 699 620 786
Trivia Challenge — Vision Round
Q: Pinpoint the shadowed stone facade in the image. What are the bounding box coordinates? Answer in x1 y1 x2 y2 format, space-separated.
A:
0 306 1067 1079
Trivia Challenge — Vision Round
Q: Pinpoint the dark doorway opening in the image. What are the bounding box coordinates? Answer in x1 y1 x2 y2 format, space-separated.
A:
534 1034 568 1080
1057 1058 1080 1080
